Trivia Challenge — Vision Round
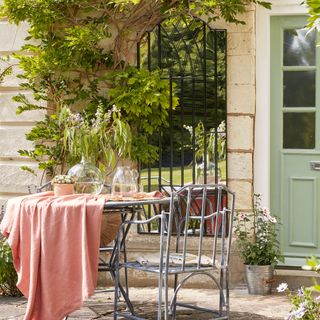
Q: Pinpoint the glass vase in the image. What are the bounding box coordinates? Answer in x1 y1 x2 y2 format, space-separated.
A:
68 156 104 195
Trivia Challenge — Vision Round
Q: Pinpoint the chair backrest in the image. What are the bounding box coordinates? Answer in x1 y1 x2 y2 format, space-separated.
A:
165 184 235 271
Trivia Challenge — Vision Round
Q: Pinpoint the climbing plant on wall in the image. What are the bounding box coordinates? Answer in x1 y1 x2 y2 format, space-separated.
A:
0 0 271 178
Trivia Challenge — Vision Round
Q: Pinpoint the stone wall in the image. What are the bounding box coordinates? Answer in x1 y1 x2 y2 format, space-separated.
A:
0 19 44 210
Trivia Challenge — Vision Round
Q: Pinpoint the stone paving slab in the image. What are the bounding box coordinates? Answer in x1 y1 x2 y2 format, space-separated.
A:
0 287 290 319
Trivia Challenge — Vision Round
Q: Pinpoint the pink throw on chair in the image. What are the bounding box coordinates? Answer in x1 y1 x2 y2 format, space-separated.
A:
0 192 105 320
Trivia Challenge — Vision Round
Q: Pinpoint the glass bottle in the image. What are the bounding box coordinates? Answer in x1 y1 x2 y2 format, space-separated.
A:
112 166 138 196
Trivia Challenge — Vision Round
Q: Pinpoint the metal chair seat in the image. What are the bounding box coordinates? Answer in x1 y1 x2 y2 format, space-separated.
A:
124 261 216 274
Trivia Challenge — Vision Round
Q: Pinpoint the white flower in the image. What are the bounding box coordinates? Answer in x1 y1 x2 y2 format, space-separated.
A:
75 113 83 123
183 124 193 135
293 305 306 319
297 288 304 297
262 206 270 216
302 265 313 271
277 282 288 292
217 120 226 132
269 216 277 224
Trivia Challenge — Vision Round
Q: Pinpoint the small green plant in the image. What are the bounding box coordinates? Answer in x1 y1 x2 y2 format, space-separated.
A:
277 257 320 320
51 175 75 185
277 283 320 320
0 238 21 296
234 193 284 266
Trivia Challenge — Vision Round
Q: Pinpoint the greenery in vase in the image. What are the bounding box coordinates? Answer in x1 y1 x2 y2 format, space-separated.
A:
234 194 284 266
61 103 132 174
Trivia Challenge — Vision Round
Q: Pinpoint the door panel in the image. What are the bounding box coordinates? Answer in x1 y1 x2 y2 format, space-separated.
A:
271 16 320 266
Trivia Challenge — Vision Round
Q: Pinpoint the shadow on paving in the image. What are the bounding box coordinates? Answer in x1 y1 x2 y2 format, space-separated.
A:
90 303 283 320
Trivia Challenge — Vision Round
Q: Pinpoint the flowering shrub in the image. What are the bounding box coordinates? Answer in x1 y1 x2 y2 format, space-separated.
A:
277 283 320 319
234 193 284 266
277 257 320 319
51 175 75 185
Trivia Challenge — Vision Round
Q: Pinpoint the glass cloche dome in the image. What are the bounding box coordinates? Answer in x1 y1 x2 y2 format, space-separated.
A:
67 156 104 194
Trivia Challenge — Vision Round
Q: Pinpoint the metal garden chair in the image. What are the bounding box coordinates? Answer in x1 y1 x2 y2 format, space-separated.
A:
114 184 235 320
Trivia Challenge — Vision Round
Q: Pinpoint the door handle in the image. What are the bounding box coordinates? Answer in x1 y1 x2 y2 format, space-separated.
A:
310 161 320 171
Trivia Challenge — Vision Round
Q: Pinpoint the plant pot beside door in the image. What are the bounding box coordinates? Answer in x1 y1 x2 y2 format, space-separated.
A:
234 194 284 295
245 264 274 295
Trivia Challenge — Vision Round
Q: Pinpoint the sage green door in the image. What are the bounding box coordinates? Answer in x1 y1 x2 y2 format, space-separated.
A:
271 16 320 266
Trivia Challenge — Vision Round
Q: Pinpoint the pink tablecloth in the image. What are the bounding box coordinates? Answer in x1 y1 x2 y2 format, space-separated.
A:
0 192 105 320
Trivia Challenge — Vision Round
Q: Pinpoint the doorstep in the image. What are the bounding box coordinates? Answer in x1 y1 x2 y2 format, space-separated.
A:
274 267 320 290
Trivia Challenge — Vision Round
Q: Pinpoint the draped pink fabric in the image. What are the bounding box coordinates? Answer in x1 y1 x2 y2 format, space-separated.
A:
0 192 105 320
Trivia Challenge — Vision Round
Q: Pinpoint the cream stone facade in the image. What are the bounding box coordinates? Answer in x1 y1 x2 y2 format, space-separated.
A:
0 20 44 212
1 1 307 287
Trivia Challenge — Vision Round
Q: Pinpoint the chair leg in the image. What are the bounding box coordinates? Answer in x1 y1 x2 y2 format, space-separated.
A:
164 272 170 320
170 274 178 319
123 241 129 297
219 268 224 316
114 265 119 319
158 271 163 320
226 268 230 319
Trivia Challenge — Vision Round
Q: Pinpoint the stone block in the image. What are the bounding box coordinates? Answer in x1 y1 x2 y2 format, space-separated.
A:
0 91 46 122
227 84 255 114
227 116 253 150
228 180 252 210
0 125 34 157
0 162 42 193
228 32 255 56
228 152 252 180
227 55 255 86
0 21 29 52
0 57 23 88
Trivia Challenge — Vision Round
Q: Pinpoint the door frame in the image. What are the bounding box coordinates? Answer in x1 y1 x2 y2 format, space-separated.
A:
255 0 307 208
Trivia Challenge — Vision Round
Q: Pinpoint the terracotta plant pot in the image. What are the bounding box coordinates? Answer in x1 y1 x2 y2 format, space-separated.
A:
53 184 74 196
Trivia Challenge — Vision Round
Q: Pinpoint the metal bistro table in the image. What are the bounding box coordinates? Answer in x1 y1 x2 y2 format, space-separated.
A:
101 196 171 318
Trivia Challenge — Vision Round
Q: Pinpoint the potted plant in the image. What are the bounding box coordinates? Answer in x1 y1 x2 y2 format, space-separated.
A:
234 193 284 295
51 175 75 196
